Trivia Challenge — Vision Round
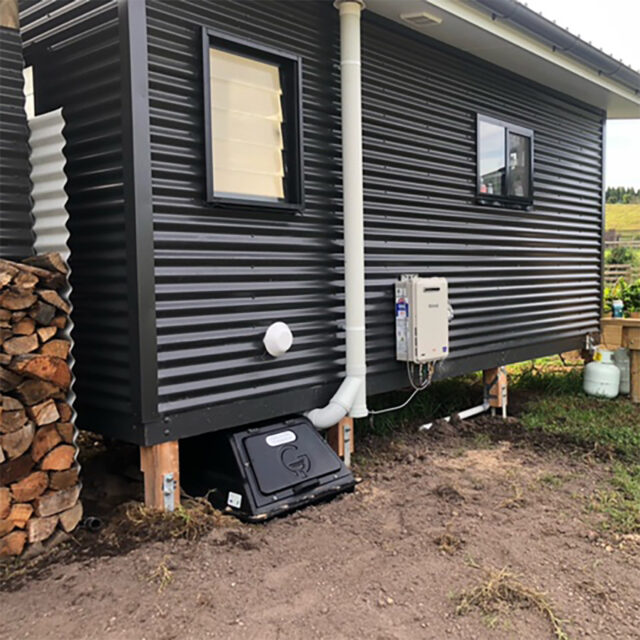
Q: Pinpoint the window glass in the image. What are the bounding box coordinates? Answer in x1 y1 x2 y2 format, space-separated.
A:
507 132 531 198
478 120 505 196
210 48 285 200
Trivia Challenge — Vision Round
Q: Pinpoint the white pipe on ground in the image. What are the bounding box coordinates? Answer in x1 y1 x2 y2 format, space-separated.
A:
418 402 490 432
307 0 368 429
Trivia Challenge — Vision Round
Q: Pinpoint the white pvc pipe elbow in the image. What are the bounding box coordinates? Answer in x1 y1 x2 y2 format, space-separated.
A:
306 376 361 430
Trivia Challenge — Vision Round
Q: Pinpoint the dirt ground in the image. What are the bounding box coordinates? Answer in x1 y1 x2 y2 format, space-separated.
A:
2 410 640 639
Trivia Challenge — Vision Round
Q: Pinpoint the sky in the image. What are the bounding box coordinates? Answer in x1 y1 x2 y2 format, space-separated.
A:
525 0 640 189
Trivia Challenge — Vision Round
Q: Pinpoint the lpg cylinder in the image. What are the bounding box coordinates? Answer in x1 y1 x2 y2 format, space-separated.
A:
613 348 630 395
583 350 620 399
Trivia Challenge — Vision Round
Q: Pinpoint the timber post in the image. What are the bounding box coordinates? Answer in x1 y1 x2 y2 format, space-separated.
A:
140 441 180 511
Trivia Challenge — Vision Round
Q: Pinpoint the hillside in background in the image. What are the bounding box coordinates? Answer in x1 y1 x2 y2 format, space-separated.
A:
605 203 640 237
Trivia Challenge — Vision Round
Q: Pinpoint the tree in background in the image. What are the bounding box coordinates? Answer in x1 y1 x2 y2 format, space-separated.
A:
607 187 640 204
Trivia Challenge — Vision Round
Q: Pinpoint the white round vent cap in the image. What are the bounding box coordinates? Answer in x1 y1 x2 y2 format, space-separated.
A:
263 321 293 357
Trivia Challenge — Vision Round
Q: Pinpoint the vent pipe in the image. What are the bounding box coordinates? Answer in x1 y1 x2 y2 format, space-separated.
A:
307 0 368 429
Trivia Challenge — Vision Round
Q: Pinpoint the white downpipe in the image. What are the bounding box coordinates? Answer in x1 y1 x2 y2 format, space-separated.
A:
306 377 361 430
307 0 368 430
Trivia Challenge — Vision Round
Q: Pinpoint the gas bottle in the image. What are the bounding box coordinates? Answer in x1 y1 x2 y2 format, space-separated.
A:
583 350 620 399
613 348 630 395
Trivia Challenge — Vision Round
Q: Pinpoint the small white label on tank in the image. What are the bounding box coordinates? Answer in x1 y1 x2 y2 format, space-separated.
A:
266 430 296 447
227 491 242 509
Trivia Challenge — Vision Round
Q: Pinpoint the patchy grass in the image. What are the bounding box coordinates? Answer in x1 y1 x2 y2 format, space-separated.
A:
101 497 231 548
520 395 640 463
456 566 569 640
148 555 174 593
592 464 640 534
434 530 465 555
537 473 567 489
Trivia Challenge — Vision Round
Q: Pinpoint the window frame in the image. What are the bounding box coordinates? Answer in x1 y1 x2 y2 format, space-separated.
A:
201 28 305 212
476 114 534 208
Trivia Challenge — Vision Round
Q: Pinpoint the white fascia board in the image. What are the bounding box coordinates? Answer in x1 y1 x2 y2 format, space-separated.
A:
427 0 640 112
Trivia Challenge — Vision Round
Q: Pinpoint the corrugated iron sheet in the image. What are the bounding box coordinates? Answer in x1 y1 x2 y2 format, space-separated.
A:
0 27 34 259
29 109 68 257
28 107 78 462
147 1 602 434
19 4 134 434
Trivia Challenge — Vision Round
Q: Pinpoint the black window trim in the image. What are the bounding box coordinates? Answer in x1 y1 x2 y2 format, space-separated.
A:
476 113 534 208
202 27 305 212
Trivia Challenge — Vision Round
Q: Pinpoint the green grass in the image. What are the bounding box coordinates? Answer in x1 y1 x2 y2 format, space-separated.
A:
358 373 481 435
593 464 640 534
606 203 640 235
509 364 584 396
521 395 640 462
513 361 640 534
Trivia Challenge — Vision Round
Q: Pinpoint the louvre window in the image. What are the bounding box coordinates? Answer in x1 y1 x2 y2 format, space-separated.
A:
477 114 533 206
203 30 304 210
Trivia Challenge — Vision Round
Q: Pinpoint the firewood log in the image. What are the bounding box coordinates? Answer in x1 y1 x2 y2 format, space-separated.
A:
0 408 27 434
40 444 75 471
0 487 10 519
0 530 27 556
10 355 71 390
0 290 37 311
35 485 80 517
0 454 35 485
17 379 64 406
29 301 56 326
28 399 60 427
37 290 71 315
49 466 79 491
36 326 57 343
0 422 34 459
32 424 62 462
10 470 48 502
23 252 69 275
13 317 36 336
27 515 58 543
59 502 82 533
56 422 74 444
8 503 33 529
3 333 39 356
14 270 39 290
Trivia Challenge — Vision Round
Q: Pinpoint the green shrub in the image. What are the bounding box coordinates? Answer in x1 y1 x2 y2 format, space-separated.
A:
606 245 635 265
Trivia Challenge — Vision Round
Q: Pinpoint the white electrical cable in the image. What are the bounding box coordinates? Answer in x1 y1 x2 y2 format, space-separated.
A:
369 362 436 416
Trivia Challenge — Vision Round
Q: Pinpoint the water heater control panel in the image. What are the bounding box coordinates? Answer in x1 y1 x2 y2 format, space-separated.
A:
395 275 449 364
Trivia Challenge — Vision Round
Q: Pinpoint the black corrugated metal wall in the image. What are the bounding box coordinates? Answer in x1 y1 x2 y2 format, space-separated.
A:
147 0 346 436
0 26 33 260
361 17 604 389
17 0 604 443
20 1 135 432
146 0 602 439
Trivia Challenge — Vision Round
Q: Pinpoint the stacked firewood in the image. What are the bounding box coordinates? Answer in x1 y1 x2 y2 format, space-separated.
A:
0 254 80 557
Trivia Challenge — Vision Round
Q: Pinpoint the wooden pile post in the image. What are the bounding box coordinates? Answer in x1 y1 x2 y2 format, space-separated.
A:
0 254 80 557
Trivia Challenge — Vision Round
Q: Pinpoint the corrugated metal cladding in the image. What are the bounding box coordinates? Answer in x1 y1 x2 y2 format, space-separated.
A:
147 1 603 437
0 27 33 260
147 1 602 437
20 1 135 432
147 0 345 428
360 17 604 388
